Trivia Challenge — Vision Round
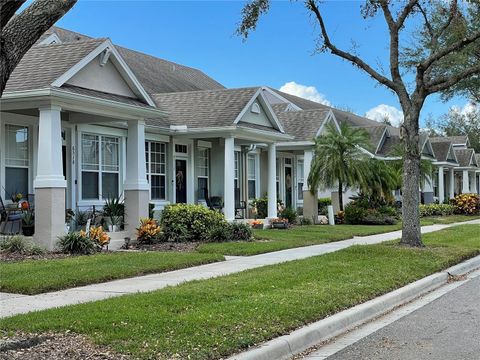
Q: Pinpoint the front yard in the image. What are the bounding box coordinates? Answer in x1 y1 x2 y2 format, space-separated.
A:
1 224 479 360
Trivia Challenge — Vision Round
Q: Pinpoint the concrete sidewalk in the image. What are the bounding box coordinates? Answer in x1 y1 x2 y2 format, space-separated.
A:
1 220 478 318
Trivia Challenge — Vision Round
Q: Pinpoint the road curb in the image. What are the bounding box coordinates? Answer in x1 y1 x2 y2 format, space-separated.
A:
228 254 480 360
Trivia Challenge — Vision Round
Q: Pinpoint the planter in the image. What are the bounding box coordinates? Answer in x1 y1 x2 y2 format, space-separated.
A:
108 225 119 232
252 224 264 230
271 222 288 229
22 226 34 237
105 216 122 232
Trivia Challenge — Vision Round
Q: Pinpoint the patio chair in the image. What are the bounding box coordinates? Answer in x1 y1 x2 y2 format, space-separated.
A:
0 195 22 235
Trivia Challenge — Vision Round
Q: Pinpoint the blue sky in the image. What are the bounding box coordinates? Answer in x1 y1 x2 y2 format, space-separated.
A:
53 0 469 126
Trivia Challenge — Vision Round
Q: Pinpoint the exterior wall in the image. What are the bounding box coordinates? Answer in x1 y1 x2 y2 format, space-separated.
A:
66 56 136 98
209 138 225 199
239 100 273 128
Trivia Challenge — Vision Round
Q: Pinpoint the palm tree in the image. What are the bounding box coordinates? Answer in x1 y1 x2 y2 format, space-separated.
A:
361 158 398 203
308 122 371 211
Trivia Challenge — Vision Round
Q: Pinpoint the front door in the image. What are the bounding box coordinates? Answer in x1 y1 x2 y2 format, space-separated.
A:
175 159 187 203
285 166 292 208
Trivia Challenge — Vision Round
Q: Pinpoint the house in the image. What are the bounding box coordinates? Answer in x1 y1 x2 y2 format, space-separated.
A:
1 27 479 249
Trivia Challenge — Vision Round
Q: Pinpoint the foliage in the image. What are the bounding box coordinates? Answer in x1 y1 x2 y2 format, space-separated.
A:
58 232 99 255
82 226 110 247
207 222 253 243
0 235 45 255
21 210 34 226
298 217 313 226
419 204 456 217
102 196 124 226
279 207 297 224
136 218 162 244
308 122 372 211
250 220 263 226
74 210 91 229
251 197 268 219
361 159 398 202
451 193 480 215
161 204 226 242
318 197 331 215
344 197 399 226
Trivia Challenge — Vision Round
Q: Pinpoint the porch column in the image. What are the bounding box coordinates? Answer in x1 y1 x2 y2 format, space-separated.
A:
302 150 318 223
462 170 470 193
267 143 277 219
438 166 444 204
469 171 476 194
448 168 455 199
124 120 149 239
34 105 67 250
223 137 235 221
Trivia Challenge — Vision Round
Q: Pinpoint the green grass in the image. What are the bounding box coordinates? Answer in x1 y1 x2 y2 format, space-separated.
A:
420 214 480 225
2 224 478 360
0 252 224 295
198 224 401 256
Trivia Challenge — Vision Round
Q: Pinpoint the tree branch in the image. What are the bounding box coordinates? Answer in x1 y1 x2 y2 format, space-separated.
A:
306 0 397 91
426 64 480 94
0 0 26 30
396 0 419 28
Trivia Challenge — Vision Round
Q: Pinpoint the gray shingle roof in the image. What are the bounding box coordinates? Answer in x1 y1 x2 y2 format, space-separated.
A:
151 87 271 129
275 109 331 141
376 135 401 156
431 135 469 146
431 142 454 162
454 148 475 167
4 39 106 93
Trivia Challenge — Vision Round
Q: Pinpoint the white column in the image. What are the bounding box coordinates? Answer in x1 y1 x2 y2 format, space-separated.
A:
462 169 470 193
438 166 444 204
449 168 455 199
124 120 149 238
469 171 476 194
223 137 235 221
267 143 277 219
302 149 318 223
34 105 67 250
303 150 313 192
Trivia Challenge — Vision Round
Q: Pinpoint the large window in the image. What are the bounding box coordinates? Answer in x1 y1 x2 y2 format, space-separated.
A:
297 159 304 201
197 147 209 200
247 154 257 200
5 125 29 199
145 141 167 200
81 134 120 200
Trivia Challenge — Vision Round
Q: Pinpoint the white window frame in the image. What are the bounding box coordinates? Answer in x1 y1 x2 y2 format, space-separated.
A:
296 157 305 203
197 147 210 201
146 140 167 201
247 153 260 200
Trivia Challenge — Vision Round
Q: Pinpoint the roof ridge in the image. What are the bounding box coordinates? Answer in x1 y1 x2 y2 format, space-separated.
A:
152 86 261 97
38 37 108 48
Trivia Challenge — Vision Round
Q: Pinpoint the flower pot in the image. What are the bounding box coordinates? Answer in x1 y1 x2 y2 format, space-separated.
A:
22 226 34 237
252 224 264 229
272 222 288 229
108 225 118 232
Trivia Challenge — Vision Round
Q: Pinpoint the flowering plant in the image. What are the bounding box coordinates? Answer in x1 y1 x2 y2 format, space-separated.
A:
80 226 110 247
270 217 289 223
136 218 162 244
10 192 23 203
250 219 263 226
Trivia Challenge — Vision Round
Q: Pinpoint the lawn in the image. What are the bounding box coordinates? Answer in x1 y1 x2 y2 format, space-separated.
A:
420 214 480 225
0 251 224 295
2 224 478 360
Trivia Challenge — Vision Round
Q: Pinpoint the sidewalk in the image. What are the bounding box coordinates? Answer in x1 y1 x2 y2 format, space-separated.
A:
1 220 478 318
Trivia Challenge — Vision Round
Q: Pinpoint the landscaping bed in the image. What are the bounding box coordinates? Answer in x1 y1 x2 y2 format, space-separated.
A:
0 251 224 295
2 224 478 360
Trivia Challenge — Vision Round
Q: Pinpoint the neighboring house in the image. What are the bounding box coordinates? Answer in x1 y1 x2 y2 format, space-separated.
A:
0 27 479 249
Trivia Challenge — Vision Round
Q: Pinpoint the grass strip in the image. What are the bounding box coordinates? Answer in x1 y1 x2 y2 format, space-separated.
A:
0 252 224 295
1 224 478 360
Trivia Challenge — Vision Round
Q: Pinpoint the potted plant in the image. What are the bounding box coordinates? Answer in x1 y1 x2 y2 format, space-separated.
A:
270 217 289 229
65 208 75 233
250 219 264 229
103 196 124 232
22 210 35 236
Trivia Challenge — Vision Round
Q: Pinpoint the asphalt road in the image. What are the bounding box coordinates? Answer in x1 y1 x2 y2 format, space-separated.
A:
326 275 480 360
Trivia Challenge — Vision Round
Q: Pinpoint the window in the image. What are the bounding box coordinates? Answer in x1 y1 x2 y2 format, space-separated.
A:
5 125 29 199
297 159 304 201
81 134 120 200
175 144 187 154
234 151 241 203
247 154 257 200
276 158 280 199
145 141 167 200
251 102 260 114
197 147 209 201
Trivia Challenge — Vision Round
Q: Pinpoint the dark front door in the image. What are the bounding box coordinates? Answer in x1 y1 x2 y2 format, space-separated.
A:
175 159 187 203
285 166 292 208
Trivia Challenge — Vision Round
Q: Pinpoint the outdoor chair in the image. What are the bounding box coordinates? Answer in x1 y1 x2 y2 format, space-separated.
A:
0 196 22 235
203 188 223 212
235 188 246 219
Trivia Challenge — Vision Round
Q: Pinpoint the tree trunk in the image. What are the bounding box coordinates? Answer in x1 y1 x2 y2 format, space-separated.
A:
400 110 423 247
338 181 344 212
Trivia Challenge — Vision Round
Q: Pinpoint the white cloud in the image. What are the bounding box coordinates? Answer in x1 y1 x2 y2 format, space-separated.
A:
451 101 477 116
279 81 331 106
365 104 404 127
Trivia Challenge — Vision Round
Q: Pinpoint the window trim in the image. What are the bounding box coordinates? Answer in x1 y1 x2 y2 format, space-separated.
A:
247 153 259 200
197 147 210 201
146 140 167 201
297 157 305 202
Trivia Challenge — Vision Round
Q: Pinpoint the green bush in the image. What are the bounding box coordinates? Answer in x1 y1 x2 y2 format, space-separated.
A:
58 232 99 255
0 235 45 255
298 216 313 225
161 204 226 242
207 222 253 242
419 203 456 217
318 198 331 215
344 203 368 225
450 194 480 215
251 197 268 219
279 207 297 224
345 202 399 225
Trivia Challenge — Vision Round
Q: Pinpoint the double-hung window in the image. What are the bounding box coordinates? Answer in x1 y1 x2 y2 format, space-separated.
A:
5 125 29 199
247 154 257 200
145 141 167 200
297 159 304 201
197 147 209 201
81 134 120 200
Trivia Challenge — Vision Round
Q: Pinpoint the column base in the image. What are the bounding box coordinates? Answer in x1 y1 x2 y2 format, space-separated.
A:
302 190 318 224
124 189 150 240
34 187 66 251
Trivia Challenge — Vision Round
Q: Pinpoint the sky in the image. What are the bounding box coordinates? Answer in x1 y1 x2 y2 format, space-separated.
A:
51 0 472 127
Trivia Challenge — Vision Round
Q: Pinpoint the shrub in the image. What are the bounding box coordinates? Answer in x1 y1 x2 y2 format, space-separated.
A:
251 197 268 219
85 226 110 247
344 203 367 225
279 207 297 224
298 216 313 225
345 202 399 225
136 218 162 244
318 198 331 215
419 203 456 217
58 232 99 255
161 204 226 242
229 222 253 241
0 235 45 255
451 193 480 215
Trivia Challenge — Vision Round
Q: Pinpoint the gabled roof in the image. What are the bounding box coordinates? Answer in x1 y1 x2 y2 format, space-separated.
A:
431 141 458 163
454 148 477 167
275 108 333 141
431 135 470 147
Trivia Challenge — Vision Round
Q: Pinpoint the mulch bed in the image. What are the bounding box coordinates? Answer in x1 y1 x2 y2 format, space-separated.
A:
0 331 130 360
0 252 71 263
127 241 199 252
